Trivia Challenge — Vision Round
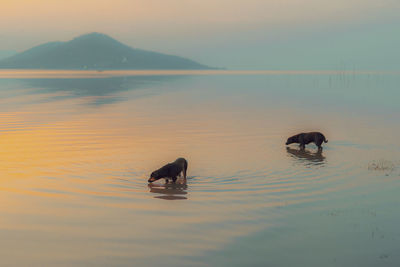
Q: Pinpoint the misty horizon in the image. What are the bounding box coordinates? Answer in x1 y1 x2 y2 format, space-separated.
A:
1 0 399 70
1 1 400 266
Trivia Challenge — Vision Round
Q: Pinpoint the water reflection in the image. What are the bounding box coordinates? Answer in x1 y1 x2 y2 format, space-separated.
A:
286 147 326 166
20 75 178 106
1 72 400 266
148 182 188 200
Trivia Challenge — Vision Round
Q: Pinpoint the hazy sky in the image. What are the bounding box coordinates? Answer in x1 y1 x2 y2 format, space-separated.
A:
1 0 399 69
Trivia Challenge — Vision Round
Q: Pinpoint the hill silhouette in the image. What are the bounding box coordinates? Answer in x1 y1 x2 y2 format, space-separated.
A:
0 33 210 70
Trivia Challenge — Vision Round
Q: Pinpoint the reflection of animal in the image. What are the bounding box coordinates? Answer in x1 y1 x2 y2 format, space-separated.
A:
286 132 328 149
148 183 188 200
148 158 188 183
286 147 325 163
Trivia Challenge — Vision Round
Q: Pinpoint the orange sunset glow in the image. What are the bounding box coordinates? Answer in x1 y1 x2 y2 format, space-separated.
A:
1 1 400 266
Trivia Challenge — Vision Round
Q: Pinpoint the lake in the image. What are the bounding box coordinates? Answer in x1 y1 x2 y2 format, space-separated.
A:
0 70 399 266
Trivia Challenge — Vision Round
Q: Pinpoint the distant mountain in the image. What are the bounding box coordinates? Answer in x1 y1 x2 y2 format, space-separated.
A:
0 33 211 70
0 50 17 60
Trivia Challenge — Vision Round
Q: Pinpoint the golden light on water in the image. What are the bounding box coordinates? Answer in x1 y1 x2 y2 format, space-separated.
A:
0 73 399 265
0 0 399 263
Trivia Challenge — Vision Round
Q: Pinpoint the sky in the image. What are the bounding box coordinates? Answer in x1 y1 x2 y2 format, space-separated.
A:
1 0 399 69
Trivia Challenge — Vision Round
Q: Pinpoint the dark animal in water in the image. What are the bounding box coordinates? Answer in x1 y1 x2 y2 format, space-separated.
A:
286 132 328 149
148 158 188 183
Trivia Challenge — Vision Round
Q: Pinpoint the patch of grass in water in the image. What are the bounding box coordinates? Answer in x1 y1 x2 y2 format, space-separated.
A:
368 159 396 174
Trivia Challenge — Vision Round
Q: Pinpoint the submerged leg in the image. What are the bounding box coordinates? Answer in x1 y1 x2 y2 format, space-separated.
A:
298 135 305 149
315 137 323 149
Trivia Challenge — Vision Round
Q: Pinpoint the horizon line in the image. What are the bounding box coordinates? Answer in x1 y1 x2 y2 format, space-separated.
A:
0 69 399 79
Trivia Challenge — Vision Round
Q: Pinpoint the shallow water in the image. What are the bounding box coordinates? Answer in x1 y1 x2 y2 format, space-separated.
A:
0 71 399 266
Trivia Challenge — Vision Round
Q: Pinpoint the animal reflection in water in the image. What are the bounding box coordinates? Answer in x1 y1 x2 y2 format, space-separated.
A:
286 147 326 165
148 181 188 200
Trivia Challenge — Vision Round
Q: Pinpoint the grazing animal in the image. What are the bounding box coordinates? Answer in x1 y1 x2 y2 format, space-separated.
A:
286 132 328 149
148 158 188 183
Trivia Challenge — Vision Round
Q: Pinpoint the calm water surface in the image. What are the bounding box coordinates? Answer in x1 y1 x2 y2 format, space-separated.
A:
0 71 399 266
